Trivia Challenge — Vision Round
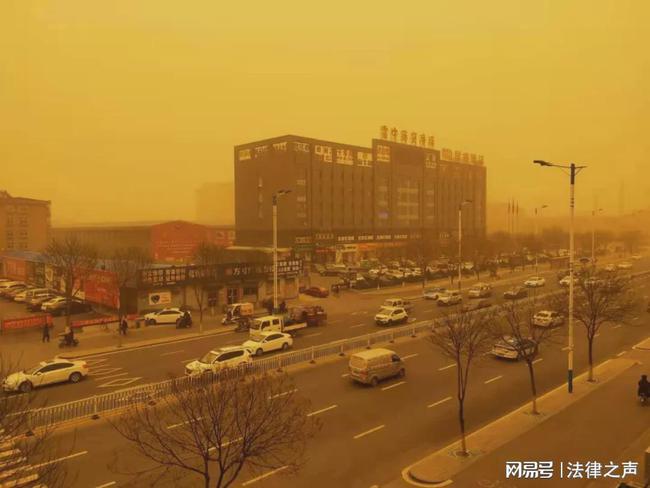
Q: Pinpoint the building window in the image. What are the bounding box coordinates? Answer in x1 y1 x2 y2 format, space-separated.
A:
243 286 258 296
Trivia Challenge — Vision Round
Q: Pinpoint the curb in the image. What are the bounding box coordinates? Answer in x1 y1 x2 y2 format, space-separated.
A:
58 326 238 359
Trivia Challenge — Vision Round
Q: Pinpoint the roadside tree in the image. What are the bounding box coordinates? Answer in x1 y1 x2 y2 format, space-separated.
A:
108 247 152 322
429 309 496 456
43 236 98 327
110 371 321 488
190 243 227 331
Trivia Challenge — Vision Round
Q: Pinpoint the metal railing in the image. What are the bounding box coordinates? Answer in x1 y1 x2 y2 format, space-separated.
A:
23 269 650 431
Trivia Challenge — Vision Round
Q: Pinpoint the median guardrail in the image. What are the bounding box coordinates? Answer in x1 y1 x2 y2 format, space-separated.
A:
22 268 650 432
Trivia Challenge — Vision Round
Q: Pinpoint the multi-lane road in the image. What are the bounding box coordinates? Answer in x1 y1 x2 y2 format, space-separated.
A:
18 263 650 488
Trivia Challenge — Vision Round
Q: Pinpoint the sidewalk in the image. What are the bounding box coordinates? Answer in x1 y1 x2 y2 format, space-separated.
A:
392 339 650 487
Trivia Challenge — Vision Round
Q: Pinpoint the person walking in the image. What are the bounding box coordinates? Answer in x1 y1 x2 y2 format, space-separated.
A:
120 317 128 336
42 320 50 343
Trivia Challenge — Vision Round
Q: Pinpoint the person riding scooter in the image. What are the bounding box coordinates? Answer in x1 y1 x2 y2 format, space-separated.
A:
58 326 78 347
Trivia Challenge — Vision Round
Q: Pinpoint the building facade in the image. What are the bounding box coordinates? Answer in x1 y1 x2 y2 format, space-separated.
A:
234 133 486 263
0 191 51 253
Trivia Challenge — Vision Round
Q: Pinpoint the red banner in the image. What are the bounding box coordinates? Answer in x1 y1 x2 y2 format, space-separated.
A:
1 315 52 332
71 316 119 329
82 269 119 308
2 257 27 281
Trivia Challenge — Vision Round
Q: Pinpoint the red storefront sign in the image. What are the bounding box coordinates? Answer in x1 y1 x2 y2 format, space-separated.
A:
3 258 27 281
82 269 119 308
71 316 119 329
1 315 52 332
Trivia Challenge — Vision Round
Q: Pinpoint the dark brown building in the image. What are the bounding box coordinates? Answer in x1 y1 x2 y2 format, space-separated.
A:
234 133 486 263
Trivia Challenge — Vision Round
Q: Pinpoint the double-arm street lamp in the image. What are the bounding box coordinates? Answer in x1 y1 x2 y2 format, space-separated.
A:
534 204 548 273
457 199 473 292
533 160 587 394
272 189 292 314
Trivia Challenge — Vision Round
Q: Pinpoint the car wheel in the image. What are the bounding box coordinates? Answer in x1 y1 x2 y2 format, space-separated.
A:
69 372 82 383
281 342 289 350
370 376 379 387
256 348 264 357
151 319 157 325
19 381 33 393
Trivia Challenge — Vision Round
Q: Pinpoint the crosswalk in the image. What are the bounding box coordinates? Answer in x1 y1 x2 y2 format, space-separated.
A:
0 429 46 488
85 358 142 389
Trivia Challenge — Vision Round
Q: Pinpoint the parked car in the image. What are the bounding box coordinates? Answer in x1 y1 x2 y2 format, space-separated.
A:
40 297 91 316
604 264 617 272
631 254 642 261
2 358 89 393
559 275 579 287
374 306 408 326
468 283 492 298
348 348 405 386
323 264 348 276
524 276 546 288
503 287 528 300
144 308 188 325
27 292 59 311
491 336 537 360
617 262 633 270
185 347 252 376
423 287 446 300
0 282 26 298
533 310 564 328
15 287 51 303
437 290 463 306
312 263 326 275
385 269 405 280
303 286 329 298
5 285 30 299
242 331 293 356
462 298 492 312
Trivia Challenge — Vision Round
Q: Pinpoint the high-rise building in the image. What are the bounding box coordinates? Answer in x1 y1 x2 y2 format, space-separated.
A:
196 182 234 225
0 190 51 252
234 134 486 263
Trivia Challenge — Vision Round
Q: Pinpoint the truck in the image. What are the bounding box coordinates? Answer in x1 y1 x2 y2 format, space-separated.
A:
248 306 327 336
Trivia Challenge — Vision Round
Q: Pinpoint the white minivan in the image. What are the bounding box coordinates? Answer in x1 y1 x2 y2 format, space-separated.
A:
348 348 405 386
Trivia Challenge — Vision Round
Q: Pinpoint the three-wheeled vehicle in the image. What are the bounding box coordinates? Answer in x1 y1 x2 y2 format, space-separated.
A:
222 302 255 325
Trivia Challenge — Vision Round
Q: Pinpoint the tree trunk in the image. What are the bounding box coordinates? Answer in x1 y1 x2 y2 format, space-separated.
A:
458 399 468 455
527 361 539 414
588 335 595 382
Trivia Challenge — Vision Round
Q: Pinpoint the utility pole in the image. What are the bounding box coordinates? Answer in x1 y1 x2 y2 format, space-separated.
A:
272 190 291 314
457 200 472 292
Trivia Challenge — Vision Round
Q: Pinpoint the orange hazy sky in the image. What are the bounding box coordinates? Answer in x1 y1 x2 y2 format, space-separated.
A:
1 1 649 224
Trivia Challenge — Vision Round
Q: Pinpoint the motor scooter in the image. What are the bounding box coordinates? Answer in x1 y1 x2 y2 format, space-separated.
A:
58 335 79 348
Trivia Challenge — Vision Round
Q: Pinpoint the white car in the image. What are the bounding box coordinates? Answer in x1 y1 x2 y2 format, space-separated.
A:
631 254 642 261
604 264 617 272
185 347 252 376
524 276 546 288
437 291 463 306
559 275 579 287
617 262 632 270
41 296 67 311
491 337 537 360
144 308 188 325
385 270 405 280
533 310 564 328
2 358 89 393
243 332 293 356
468 283 491 298
374 306 408 326
423 287 446 300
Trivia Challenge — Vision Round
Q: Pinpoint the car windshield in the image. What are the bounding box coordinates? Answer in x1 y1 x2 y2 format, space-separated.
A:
247 335 264 343
199 352 218 364
24 362 46 375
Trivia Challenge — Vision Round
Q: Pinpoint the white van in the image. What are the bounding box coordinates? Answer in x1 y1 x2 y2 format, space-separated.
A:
348 348 405 386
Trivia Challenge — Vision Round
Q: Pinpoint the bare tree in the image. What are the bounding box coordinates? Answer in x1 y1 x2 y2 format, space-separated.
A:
405 238 435 290
110 371 320 487
429 309 496 456
497 300 560 414
0 355 74 487
108 247 152 320
43 236 98 327
189 243 226 331
552 270 637 381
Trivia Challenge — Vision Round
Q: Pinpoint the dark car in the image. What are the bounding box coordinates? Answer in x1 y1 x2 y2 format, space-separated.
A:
463 298 492 312
303 286 329 298
49 299 93 316
26 293 59 311
503 287 528 300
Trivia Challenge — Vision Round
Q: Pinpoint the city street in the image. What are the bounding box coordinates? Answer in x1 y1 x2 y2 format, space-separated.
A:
20 272 650 487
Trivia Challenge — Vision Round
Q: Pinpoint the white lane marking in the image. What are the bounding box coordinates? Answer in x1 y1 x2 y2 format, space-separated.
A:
341 373 350 378
84 358 109 366
160 350 185 357
242 465 289 486
91 367 123 376
180 358 198 364
561 346 570 351
353 424 385 440
438 363 456 371
208 436 243 451
401 353 419 360
92 372 129 381
97 377 142 388
484 375 503 384
96 482 117 488
350 323 366 329
381 381 406 391
617 350 627 357
532 358 543 365
167 417 203 430
31 450 88 469
268 389 298 400
594 333 601 338
307 404 338 417
303 332 322 338
613 324 622 329
427 396 452 408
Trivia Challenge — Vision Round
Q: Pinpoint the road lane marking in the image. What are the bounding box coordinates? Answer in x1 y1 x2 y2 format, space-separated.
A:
168 417 204 429
31 450 88 468
484 375 503 384
84 358 108 366
594 333 601 338
438 363 456 371
307 405 338 417
351 323 366 328
353 424 385 440
613 324 622 329
561 346 570 351
341 373 350 377
96 483 116 488
160 350 185 357
208 437 243 451
532 358 543 364
303 332 322 338
242 465 288 486
97 377 142 388
617 350 627 357
402 353 419 360
91 367 124 377
427 396 452 408
269 389 298 400
381 381 406 391
181 358 198 364
92 372 129 381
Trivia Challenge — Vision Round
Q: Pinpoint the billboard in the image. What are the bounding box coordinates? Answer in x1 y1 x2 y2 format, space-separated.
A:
82 269 119 308
151 221 211 263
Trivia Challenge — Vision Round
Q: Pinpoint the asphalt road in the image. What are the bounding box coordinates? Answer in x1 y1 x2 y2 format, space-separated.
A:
29 276 650 488
2 257 647 411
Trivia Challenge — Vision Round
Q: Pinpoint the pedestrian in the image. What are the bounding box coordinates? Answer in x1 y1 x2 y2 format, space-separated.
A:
42 320 50 343
279 300 287 313
120 317 128 336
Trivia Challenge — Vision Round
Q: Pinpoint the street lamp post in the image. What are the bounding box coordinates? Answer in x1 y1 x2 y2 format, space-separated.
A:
591 208 603 268
272 189 291 314
534 205 548 274
534 160 586 394
457 199 473 292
